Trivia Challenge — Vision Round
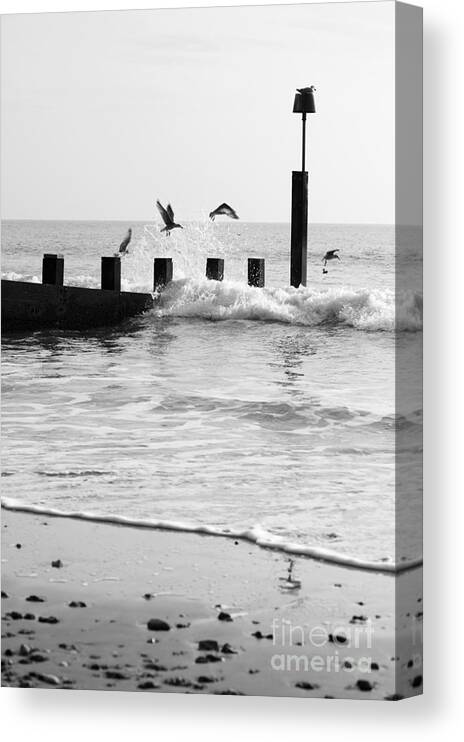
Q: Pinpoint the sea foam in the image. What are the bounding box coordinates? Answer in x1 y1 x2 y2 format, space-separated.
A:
1 497 422 573
155 278 422 332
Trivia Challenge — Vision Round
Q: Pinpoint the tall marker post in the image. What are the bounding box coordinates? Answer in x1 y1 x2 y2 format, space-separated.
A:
290 86 316 288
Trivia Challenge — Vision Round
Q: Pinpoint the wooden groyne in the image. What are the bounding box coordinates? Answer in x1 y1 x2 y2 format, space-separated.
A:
1 253 267 334
1 254 153 333
1 279 153 333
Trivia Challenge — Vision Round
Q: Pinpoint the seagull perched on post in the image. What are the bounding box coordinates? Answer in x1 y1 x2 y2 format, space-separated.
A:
209 203 239 221
322 249 341 267
118 228 132 254
156 200 183 235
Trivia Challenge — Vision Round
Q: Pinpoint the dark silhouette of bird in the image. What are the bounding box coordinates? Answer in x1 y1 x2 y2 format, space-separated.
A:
118 228 132 254
297 85 316 93
209 203 239 221
322 249 340 267
156 200 183 235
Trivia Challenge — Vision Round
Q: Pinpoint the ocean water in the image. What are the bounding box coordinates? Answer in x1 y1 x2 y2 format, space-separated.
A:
1 220 422 570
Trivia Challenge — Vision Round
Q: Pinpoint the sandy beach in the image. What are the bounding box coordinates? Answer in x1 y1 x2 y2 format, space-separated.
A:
1 509 422 699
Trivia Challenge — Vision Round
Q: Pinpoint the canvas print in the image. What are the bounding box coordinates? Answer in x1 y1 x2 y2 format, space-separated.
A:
1 2 423 699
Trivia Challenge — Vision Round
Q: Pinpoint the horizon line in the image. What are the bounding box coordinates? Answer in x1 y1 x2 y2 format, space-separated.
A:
1 218 400 227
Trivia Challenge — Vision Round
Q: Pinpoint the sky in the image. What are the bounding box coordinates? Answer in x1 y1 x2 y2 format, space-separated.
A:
0 2 395 222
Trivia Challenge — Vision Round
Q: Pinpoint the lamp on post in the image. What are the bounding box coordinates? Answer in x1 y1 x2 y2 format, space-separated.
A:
290 85 316 288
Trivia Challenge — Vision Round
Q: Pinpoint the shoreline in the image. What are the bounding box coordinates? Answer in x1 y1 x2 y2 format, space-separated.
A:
1 509 422 699
1 499 422 574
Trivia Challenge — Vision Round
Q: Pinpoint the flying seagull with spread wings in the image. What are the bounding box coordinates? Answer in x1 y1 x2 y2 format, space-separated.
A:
322 249 341 267
118 228 132 254
156 200 183 235
209 203 239 221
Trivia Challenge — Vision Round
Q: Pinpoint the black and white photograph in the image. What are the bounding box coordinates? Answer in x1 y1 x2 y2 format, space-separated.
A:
1 1 423 700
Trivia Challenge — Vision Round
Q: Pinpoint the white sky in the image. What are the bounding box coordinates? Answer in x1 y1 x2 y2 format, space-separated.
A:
0 2 395 222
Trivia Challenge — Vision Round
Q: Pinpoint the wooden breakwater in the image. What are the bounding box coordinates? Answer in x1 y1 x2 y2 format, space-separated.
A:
2 254 153 333
1 254 267 334
1 279 153 333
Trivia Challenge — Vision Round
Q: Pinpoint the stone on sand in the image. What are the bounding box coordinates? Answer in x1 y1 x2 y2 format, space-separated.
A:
147 618 170 631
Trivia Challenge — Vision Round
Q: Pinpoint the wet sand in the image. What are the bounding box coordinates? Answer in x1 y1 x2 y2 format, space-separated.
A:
1 510 422 699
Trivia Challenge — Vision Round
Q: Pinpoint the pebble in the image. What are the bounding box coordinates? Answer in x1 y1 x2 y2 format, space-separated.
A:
295 681 319 690
23 613 36 621
16 544 22 549
19 644 31 656
143 661 168 671
217 611 233 622
31 672 61 686
356 679 373 692
138 680 160 690
68 601 87 608
195 654 223 664
105 670 130 680
28 653 48 663
328 633 347 644
147 618 170 631
411 675 423 688
38 616 59 624
87 663 107 671
164 677 195 688
25 595 45 603
221 643 238 654
198 640 219 652
1 591 9 599
51 560 63 568
251 631 273 640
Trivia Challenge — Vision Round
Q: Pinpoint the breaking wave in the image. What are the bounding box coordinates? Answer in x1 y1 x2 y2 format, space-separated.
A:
1 269 422 332
1 497 422 574
154 279 422 332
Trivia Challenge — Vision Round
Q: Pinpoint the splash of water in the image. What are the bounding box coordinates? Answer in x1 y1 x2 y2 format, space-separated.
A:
154 278 423 332
120 220 236 291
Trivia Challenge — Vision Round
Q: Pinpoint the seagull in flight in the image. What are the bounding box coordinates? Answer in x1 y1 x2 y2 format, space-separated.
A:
118 228 132 254
156 200 183 235
322 249 341 267
209 203 239 221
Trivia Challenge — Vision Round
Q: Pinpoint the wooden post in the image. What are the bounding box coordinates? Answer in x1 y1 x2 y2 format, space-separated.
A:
42 254 64 286
290 171 308 287
153 258 173 290
101 256 121 291
248 258 265 287
206 258 224 281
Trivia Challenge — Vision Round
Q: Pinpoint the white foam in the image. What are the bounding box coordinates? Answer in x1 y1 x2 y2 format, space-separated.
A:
2 271 40 283
153 278 422 332
1 497 422 573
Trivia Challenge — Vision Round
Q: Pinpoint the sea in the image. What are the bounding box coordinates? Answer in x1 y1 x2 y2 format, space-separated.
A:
1 220 423 572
